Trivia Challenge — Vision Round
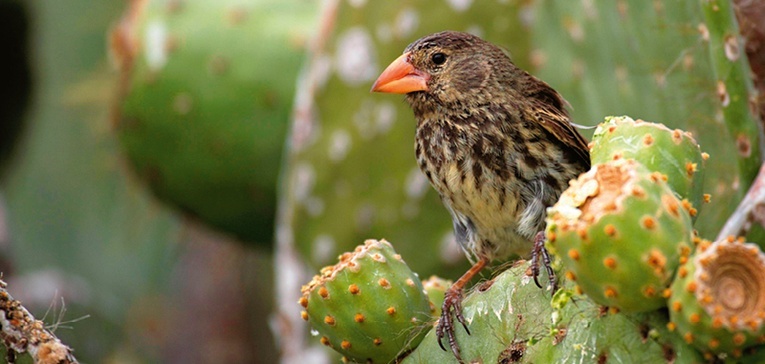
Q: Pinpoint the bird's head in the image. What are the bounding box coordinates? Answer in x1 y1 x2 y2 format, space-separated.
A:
371 31 517 109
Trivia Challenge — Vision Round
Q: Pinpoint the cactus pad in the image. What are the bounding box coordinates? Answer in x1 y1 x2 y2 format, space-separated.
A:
300 239 432 363
668 237 765 356
547 159 694 312
112 0 317 244
402 261 705 363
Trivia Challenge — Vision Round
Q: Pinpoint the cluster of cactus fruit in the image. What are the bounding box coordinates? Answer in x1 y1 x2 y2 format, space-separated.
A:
301 116 765 363
547 116 703 313
547 116 765 359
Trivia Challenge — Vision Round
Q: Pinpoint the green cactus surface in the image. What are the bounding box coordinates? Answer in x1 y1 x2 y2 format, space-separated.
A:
530 0 748 240
114 0 317 244
668 238 765 357
546 159 694 312
300 239 432 363
590 116 708 213
701 0 762 191
402 261 705 364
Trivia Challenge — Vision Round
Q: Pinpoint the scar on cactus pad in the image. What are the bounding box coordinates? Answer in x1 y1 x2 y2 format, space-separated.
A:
589 116 709 215
299 239 432 363
668 237 765 357
546 159 694 312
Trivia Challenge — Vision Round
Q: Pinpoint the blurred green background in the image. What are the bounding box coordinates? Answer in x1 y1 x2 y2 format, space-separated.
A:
0 0 760 363
1 0 311 362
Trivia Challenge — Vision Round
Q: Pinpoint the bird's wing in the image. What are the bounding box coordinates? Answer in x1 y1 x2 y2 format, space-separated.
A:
523 82 591 169
533 103 590 166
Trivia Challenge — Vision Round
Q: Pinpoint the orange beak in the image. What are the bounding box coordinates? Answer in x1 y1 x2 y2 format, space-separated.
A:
371 52 429 94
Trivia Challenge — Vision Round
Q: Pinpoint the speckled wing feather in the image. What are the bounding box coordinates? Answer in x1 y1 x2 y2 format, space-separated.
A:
522 79 591 169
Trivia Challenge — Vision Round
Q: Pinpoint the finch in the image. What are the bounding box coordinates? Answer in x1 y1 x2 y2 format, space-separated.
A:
372 31 590 362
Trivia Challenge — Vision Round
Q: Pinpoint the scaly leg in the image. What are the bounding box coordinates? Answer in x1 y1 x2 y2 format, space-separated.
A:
436 257 488 363
531 231 557 291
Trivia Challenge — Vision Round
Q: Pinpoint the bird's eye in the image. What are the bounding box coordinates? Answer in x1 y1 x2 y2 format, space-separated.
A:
431 52 447 65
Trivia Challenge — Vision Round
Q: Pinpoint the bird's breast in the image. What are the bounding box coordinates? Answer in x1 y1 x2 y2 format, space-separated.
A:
414 118 524 231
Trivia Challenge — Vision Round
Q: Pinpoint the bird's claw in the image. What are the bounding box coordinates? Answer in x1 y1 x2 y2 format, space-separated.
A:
531 231 558 292
436 287 468 363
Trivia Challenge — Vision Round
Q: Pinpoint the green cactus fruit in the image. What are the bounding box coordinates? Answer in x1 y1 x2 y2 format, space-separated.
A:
421 276 451 319
402 261 705 363
299 239 432 363
590 116 708 216
112 0 317 244
546 158 694 312
668 237 765 357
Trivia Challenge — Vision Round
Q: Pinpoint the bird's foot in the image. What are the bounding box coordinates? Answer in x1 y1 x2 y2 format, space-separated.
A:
531 231 558 292
436 286 468 363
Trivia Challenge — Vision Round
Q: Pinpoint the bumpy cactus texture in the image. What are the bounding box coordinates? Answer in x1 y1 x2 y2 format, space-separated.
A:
668 238 765 357
530 0 759 240
300 239 432 363
402 261 705 364
701 0 762 187
590 116 708 212
114 0 317 244
546 159 694 312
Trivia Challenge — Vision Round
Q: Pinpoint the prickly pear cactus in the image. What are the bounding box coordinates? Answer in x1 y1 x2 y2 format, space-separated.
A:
402 262 552 363
112 0 317 244
668 237 765 358
402 261 705 364
701 0 762 186
546 159 694 312
531 0 760 240
299 239 432 363
590 116 708 212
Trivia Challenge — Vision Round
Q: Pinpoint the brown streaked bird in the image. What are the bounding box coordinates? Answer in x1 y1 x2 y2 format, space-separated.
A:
371 31 590 362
